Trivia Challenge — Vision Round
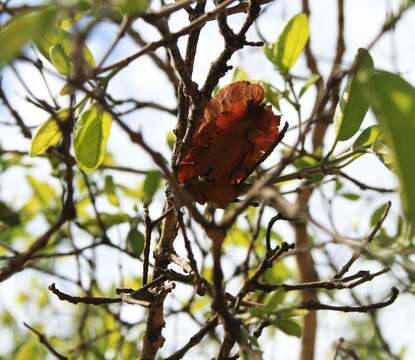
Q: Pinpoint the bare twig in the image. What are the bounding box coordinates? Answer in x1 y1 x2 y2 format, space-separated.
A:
300 287 399 312
24 322 68 360
49 283 122 305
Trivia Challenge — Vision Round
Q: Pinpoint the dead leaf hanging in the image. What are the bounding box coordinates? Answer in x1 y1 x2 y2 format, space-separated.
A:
178 81 282 208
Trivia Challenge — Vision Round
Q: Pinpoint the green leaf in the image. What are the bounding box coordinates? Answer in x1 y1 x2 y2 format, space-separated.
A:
0 7 56 65
104 175 120 207
363 71 415 231
370 203 389 227
292 154 317 170
372 139 396 171
49 44 71 76
262 82 281 111
112 0 150 15
341 193 360 201
334 48 374 142
263 288 286 312
35 25 96 75
30 109 69 156
273 319 302 337
264 13 309 74
335 179 343 192
74 104 112 172
143 171 162 201
126 223 145 255
353 125 380 149
299 74 320 98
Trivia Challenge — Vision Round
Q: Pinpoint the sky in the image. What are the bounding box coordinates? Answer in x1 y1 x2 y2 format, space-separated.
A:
1 0 415 359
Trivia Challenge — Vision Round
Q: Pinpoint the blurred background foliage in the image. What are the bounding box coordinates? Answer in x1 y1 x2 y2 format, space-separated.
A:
0 0 415 359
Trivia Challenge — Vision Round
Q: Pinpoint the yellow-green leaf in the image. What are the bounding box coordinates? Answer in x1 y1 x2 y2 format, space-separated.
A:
49 43 71 76
352 125 380 150
74 104 112 172
264 13 309 74
35 26 96 75
113 0 150 15
0 7 56 65
30 110 69 156
104 175 120 206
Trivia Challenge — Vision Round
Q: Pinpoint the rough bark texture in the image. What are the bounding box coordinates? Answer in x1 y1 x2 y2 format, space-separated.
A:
140 207 178 360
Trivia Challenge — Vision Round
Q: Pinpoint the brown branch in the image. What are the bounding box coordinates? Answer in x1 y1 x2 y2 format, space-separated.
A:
140 206 178 359
177 210 206 294
349 286 400 359
256 268 390 292
0 81 32 139
151 18 202 104
201 0 261 97
126 29 179 90
370 309 400 359
184 0 207 74
301 0 322 82
339 171 395 193
291 202 318 360
329 0 345 78
0 102 77 282
265 213 283 254
100 164 154 175
334 201 391 279
142 202 152 286
98 0 238 75
142 0 197 21
300 287 399 312
24 322 68 360
114 97 177 116
0 215 68 282
241 204 265 280
209 228 243 355
165 315 219 360
49 283 122 305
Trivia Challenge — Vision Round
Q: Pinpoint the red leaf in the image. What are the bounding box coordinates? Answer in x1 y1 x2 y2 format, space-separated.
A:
178 81 281 208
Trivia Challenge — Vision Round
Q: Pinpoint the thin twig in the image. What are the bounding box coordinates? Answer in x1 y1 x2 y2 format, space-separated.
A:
24 322 68 360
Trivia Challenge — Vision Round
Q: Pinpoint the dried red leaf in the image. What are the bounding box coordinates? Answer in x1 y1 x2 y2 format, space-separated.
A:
178 81 281 208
